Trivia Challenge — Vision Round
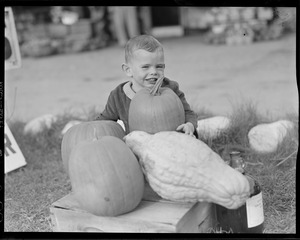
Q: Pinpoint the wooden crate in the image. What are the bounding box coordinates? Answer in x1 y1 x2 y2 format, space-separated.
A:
50 184 216 233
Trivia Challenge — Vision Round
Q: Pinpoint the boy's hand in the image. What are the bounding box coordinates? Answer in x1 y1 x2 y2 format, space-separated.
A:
176 122 195 137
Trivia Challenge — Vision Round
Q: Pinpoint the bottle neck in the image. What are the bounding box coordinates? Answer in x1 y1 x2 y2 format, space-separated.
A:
230 151 245 174
245 175 256 196
229 151 261 197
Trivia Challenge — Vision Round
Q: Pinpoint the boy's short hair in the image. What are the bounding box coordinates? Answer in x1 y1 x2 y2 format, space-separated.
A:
125 35 164 63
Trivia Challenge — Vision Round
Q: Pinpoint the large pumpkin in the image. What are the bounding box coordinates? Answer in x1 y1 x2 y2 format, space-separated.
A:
61 120 125 174
128 77 185 133
69 136 145 216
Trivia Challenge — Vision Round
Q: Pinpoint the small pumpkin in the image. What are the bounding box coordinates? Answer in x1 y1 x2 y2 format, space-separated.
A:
124 131 251 210
69 135 145 216
128 77 185 134
61 120 125 174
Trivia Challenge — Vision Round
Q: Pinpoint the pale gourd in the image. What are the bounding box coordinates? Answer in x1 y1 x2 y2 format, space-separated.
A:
124 131 251 210
197 116 231 139
61 120 82 136
248 120 294 153
24 114 57 135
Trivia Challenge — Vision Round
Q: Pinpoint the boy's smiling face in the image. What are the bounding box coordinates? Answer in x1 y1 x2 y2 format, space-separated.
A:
122 49 165 92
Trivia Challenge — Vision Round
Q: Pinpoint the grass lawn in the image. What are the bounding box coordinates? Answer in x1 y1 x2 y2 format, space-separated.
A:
4 104 297 233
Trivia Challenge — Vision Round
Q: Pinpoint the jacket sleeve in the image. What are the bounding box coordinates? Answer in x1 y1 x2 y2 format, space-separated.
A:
95 91 119 121
170 80 198 131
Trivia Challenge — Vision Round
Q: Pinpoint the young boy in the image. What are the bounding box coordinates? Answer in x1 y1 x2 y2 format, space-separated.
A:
96 35 198 137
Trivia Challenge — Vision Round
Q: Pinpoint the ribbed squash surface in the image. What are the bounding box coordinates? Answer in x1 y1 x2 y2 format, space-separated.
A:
124 131 251 209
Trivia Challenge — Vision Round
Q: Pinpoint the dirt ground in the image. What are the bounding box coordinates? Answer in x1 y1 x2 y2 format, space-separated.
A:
5 32 298 123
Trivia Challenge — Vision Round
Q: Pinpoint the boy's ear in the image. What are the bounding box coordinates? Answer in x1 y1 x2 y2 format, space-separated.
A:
122 63 133 77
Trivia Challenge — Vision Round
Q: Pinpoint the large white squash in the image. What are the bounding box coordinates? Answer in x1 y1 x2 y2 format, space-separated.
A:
124 131 251 209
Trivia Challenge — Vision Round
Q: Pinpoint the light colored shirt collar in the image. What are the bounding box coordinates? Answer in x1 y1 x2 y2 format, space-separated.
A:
123 81 136 100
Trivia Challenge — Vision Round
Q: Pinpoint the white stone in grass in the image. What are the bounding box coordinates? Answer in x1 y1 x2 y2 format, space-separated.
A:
248 120 294 153
197 116 231 139
24 114 57 135
61 120 83 135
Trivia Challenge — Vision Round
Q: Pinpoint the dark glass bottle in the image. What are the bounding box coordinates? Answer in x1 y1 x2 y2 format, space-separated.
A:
216 151 264 233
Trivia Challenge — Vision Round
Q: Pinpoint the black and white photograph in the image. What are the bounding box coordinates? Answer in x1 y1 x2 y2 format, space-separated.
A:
3 5 297 234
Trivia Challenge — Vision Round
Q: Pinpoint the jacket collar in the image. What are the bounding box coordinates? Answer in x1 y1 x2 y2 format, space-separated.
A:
123 81 135 100
123 78 166 99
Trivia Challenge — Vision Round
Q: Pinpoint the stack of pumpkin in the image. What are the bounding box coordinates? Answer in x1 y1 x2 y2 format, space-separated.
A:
61 79 254 217
61 120 145 216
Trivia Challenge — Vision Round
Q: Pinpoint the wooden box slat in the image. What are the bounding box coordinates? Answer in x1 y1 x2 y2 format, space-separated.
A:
51 207 177 232
50 183 215 233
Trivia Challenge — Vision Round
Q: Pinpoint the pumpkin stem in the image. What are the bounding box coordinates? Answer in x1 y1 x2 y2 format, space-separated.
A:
149 76 164 96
